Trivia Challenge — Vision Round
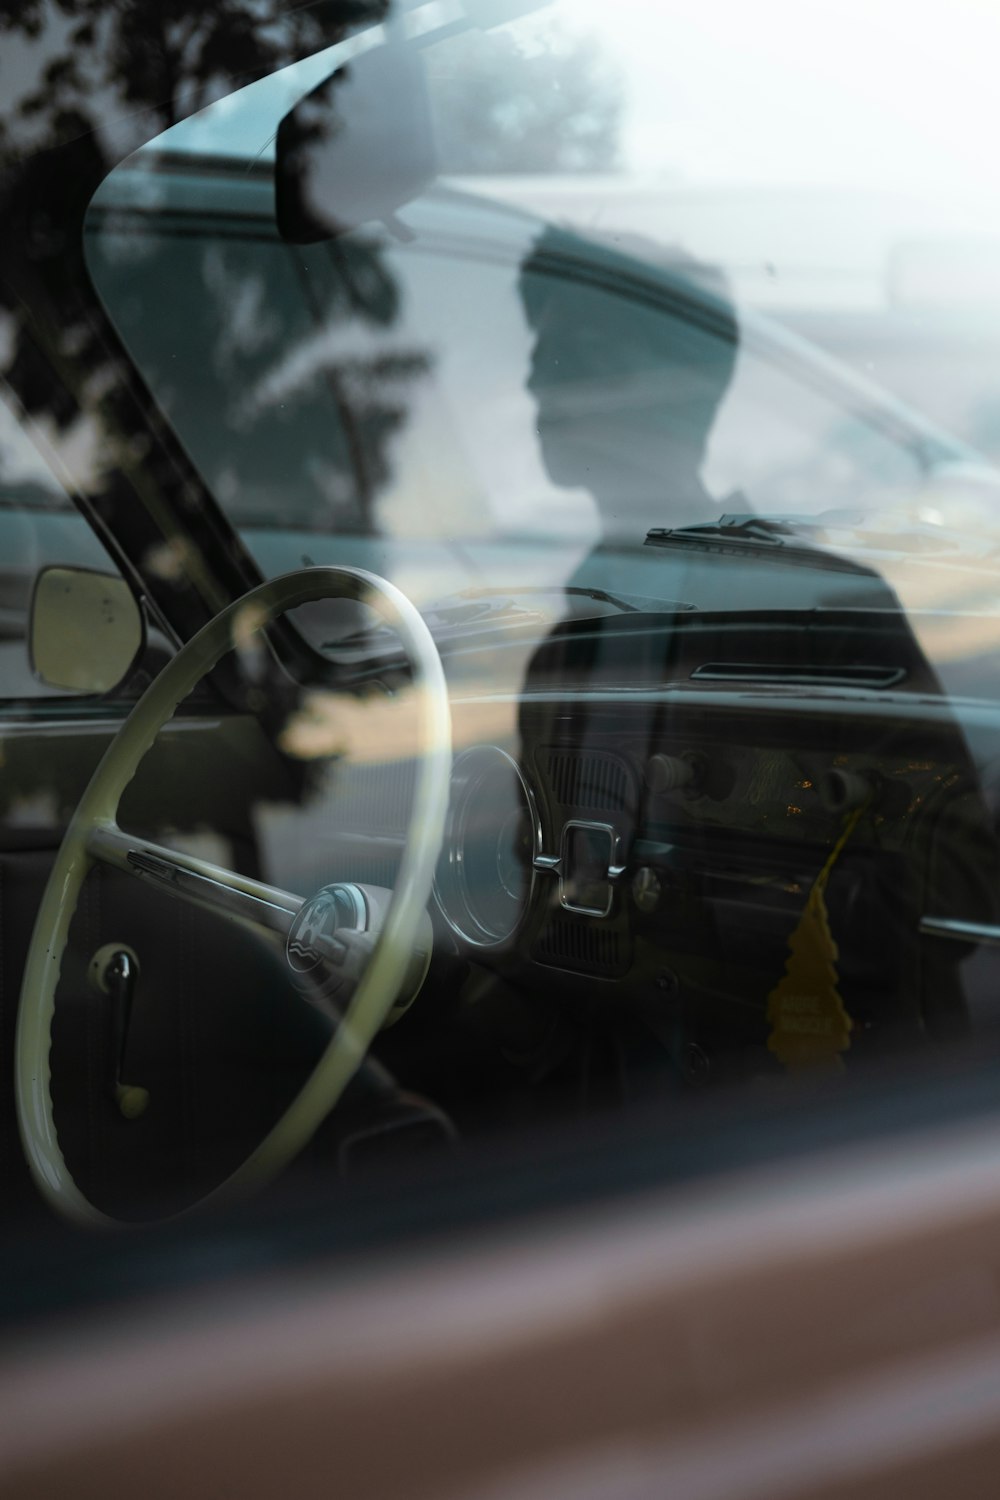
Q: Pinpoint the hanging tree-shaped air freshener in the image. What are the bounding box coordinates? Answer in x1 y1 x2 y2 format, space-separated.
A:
766 803 868 1069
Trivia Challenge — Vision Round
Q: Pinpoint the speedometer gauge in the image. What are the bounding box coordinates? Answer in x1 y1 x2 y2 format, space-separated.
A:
435 746 541 948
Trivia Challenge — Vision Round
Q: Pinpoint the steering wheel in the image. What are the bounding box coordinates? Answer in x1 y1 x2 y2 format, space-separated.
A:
15 567 451 1227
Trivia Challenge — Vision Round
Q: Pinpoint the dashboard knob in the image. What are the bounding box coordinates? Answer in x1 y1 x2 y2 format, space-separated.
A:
818 768 872 813
632 866 662 913
646 753 697 794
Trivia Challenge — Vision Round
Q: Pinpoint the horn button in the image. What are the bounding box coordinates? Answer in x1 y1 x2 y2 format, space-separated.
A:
287 881 434 1024
286 883 370 986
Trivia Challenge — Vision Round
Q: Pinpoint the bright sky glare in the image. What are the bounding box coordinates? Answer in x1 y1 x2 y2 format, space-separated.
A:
561 0 1000 206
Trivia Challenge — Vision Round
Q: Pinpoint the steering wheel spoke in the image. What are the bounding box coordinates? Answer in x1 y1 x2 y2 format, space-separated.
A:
87 821 302 940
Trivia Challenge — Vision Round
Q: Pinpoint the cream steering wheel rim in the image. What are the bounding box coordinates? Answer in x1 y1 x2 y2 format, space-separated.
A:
15 567 452 1228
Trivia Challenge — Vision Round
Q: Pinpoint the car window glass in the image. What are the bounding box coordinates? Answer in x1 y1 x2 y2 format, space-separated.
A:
705 341 923 514
87 171 929 619
86 186 594 614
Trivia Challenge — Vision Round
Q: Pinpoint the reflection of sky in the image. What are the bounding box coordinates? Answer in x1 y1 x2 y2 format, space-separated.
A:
561 0 1000 208
154 1 1000 212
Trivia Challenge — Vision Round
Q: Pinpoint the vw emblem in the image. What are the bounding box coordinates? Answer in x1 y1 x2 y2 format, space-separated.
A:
286 890 341 974
286 883 367 977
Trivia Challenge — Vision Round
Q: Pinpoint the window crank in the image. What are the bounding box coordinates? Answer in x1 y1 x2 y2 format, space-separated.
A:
89 943 150 1120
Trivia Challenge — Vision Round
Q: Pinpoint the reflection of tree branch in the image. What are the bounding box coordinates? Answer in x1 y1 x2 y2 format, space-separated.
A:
328 236 400 325
0 1 389 404
278 237 430 534
290 247 375 524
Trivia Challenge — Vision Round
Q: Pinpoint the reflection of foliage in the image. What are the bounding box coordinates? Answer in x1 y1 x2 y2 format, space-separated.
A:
0 1 384 147
329 234 401 324
0 0 432 629
428 25 623 175
86 193 432 536
89 189 434 534
287 237 433 529
0 0 387 430
321 348 432 526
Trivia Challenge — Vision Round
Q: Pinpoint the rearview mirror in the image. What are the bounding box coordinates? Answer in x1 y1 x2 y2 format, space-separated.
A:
275 39 436 243
30 566 144 694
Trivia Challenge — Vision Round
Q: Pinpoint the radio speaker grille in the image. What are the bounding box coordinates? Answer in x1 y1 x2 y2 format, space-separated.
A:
535 912 627 976
544 750 631 814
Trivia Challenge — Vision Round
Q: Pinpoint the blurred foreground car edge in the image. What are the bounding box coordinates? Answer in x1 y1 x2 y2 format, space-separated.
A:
7 1112 1000 1497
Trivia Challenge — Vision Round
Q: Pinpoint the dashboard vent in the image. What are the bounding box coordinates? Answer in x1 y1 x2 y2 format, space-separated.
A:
691 661 907 689
535 913 627 976
544 749 632 813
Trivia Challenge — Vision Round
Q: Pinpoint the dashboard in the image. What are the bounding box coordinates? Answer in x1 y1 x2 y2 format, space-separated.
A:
312 604 1000 1090
33 590 1000 1213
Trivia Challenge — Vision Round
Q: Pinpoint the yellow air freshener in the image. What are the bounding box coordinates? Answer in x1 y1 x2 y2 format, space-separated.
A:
766 804 867 1069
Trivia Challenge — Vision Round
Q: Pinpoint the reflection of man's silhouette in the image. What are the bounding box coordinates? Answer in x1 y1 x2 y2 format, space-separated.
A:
515 225 999 1092
520 227 739 545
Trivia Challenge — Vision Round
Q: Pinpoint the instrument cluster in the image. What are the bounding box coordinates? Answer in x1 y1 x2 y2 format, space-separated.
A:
434 745 541 948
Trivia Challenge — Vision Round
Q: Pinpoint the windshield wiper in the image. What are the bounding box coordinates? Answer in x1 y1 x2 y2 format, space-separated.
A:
420 585 698 628
497 584 643 612
648 509 998 562
647 513 795 547
644 513 871 575
461 584 695 615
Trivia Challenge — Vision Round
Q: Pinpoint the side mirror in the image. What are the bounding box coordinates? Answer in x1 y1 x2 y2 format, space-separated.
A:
30 566 144 694
275 39 436 243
